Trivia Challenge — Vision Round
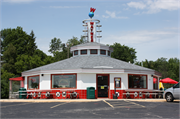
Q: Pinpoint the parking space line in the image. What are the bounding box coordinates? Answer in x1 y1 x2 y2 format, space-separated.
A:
124 100 145 108
103 100 114 108
0 103 32 108
50 102 69 109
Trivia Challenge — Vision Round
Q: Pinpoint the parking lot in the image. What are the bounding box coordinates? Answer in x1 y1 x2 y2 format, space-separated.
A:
1 100 179 118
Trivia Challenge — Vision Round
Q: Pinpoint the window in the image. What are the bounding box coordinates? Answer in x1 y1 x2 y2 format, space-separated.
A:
51 74 77 89
108 51 110 56
128 74 147 89
81 50 87 55
114 77 121 88
173 83 179 88
153 76 158 89
74 50 78 55
28 75 39 89
100 50 106 55
90 49 97 54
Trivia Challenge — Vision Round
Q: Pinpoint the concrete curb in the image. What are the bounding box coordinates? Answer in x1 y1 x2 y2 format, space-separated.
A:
0 99 172 102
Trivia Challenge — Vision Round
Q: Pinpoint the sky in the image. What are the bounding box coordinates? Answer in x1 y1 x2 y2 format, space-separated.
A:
1 0 180 62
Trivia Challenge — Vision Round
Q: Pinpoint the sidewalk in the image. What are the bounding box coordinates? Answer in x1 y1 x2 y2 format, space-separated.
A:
0 99 171 102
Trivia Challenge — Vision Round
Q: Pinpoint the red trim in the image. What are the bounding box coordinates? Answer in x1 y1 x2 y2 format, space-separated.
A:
96 74 110 98
74 50 78 56
100 50 106 55
90 49 98 54
80 50 87 55
9 77 24 81
51 73 77 89
128 74 147 89
114 77 121 88
27 75 40 90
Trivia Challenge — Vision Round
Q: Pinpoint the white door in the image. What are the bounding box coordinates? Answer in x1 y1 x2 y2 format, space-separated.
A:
173 83 180 99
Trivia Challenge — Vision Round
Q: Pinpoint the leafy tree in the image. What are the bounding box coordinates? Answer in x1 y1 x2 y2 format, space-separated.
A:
1 27 38 74
1 69 15 99
1 27 37 56
110 43 137 63
2 43 17 74
48 37 62 55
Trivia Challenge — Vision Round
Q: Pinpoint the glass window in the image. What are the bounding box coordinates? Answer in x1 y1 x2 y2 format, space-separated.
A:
28 76 39 89
108 51 110 56
174 83 179 88
90 49 97 54
114 77 121 88
81 50 87 55
74 50 78 55
100 50 106 55
153 77 158 89
128 74 147 89
52 74 76 88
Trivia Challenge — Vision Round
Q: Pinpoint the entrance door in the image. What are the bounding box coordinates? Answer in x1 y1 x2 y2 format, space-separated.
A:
97 74 109 98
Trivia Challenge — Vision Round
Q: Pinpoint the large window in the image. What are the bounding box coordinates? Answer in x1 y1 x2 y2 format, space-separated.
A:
90 49 97 54
100 50 106 55
51 74 77 89
128 74 147 89
81 50 87 55
28 75 39 89
153 76 158 89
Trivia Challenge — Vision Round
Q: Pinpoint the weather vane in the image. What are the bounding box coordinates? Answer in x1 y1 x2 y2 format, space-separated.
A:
89 7 96 18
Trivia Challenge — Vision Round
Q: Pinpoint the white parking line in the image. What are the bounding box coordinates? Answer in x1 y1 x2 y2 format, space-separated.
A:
50 102 69 109
1 103 32 108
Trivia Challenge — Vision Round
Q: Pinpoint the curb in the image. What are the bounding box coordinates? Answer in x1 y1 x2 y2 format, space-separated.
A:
0 99 170 103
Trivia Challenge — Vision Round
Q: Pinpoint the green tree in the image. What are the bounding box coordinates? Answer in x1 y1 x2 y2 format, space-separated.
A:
110 43 137 63
1 69 15 98
48 37 62 55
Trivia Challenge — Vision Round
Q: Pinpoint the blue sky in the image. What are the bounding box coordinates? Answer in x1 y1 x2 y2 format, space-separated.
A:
1 0 180 62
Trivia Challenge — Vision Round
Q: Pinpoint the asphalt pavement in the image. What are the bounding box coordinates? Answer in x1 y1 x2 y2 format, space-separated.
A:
0 99 179 118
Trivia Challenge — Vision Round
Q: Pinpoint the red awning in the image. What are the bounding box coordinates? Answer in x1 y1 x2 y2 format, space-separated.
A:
9 77 24 81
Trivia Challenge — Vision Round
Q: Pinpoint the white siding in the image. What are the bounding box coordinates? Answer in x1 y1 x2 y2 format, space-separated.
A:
77 73 96 89
40 74 51 90
148 74 153 89
109 73 128 90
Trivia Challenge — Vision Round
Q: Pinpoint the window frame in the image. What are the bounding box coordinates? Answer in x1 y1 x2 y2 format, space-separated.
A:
74 50 78 56
90 49 98 54
128 74 147 89
51 73 77 89
114 77 121 88
100 50 106 55
80 50 87 55
27 75 40 90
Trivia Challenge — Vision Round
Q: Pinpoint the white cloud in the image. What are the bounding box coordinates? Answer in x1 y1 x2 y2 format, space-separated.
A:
127 0 180 14
127 2 146 9
102 10 128 19
2 0 35 3
102 29 178 61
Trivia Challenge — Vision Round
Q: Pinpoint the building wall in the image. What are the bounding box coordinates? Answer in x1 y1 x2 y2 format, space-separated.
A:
40 74 51 90
77 73 96 89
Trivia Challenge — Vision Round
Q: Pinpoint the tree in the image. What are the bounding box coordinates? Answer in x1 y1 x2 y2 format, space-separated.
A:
1 27 38 74
48 37 62 55
2 44 17 74
1 69 15 98
110 43 137 63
